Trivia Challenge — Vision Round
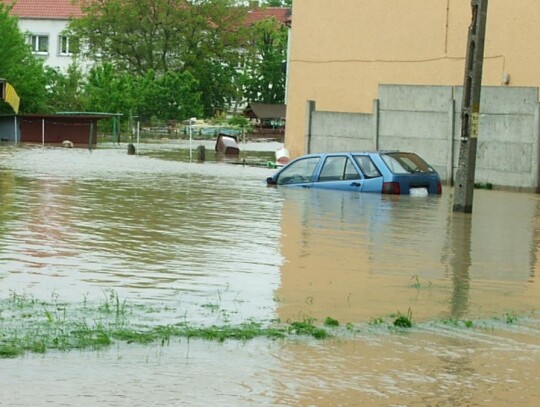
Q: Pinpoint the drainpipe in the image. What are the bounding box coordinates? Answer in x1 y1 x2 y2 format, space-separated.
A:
305 100 315 154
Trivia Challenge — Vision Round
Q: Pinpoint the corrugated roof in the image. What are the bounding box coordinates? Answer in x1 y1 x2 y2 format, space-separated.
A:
3 0 84 19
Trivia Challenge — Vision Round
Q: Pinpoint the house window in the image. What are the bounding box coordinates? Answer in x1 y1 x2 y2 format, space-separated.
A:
28 34 49 54
59 35 74 55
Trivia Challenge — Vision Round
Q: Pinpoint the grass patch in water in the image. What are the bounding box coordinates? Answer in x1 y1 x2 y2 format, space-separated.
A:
324 317 339 327
392 308 413 328
409 274 432 290
0 292 335 357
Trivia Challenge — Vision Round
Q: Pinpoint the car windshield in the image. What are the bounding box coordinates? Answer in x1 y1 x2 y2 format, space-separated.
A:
276 157 320 185
381 152 434 174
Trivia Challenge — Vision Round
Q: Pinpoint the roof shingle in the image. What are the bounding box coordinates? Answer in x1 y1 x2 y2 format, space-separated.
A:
3 0 84 19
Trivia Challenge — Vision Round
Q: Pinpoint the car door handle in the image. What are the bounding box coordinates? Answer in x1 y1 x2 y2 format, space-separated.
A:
350 182 361 187
301 185 312 189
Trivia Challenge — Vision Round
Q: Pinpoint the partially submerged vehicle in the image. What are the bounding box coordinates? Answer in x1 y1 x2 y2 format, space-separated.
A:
266 151 442 195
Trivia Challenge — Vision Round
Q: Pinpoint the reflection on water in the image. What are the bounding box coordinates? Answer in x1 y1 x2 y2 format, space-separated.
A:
276 187 540 323
0 144 539 406
0 145 282 324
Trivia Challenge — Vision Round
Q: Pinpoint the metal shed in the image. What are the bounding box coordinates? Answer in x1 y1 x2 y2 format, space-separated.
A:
0 113 118 147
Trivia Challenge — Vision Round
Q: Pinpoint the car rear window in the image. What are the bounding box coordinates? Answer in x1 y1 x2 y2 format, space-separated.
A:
382 153 434 174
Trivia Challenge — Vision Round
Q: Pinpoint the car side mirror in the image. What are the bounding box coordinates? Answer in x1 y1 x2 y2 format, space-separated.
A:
267 177 276 185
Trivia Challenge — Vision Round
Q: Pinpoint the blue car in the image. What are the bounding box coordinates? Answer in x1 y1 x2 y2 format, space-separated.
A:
266 151 442 195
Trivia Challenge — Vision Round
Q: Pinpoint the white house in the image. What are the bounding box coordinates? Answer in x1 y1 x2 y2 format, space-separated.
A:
4 0 84 71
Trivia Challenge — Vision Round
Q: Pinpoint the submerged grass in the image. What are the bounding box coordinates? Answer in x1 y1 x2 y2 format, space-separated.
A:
2 292 537 358
0 292 335 358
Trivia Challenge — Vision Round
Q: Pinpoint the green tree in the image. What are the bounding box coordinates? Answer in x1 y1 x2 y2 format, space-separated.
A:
0 4 50 113
84 64 136 115
262 0 292 6
70 0 249 115
243 16 287 104
83 63 203 123
135 70 203 121
45 63 88 113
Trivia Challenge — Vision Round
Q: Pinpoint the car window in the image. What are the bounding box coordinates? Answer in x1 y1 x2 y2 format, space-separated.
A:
382 153 434 174
344 159 361 180
318 156 353 182
353 155 382 178
276 157 320 185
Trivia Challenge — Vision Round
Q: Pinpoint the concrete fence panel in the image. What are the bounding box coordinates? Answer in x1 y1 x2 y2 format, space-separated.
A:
306 84 540 191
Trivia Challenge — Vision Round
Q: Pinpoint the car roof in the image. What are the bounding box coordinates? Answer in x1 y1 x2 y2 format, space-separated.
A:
300 150 400 158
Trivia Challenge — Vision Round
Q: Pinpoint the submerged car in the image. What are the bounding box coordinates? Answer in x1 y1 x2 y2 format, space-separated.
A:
266 151 442 195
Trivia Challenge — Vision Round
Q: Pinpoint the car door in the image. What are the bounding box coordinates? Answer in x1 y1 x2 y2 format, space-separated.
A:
313 155 365 191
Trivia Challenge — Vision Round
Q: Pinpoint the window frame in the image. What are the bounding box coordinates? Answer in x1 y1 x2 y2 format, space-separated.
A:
28 33 49 55
318 155 360 182
353 155 382 179
58 34 72 56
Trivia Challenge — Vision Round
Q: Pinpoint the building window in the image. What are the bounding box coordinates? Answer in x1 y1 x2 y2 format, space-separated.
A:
59 35 75 55
28 34 49 54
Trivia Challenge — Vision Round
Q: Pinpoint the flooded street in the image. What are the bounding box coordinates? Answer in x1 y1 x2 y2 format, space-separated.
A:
0 143 539 406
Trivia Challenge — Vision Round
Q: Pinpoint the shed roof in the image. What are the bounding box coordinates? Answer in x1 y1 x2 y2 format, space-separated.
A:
2 0 84 19
244 103 286 120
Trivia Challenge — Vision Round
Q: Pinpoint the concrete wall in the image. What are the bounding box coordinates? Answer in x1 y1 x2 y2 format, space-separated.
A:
307 85 540 191
285 1 540 159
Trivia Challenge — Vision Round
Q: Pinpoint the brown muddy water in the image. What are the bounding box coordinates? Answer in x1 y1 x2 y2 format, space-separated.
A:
0 142 539 406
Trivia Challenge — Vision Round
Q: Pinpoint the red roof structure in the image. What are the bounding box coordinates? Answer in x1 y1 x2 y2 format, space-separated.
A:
4 1 290 24
2 0 84 19
245 7 291 26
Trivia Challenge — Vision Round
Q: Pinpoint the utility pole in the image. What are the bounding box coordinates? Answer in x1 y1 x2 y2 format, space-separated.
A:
453 0 489 213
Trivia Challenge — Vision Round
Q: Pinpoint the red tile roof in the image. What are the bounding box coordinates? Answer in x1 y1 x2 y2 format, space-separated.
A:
3 1 290 25
3 0 84 19
246 7 291 26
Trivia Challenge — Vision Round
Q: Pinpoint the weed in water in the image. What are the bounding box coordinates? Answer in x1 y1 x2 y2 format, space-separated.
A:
504 312 518 324
288 317 329 339
410 274 421 289
393 308 413 328
409 274 432 290
464 320 474 328
324 317 339 327
369 317 385 326
0 343 24 358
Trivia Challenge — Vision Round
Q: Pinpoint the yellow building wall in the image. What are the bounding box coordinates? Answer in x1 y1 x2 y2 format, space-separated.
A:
285 0 540 158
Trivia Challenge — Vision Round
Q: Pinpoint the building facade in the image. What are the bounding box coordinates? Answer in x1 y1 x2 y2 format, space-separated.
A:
4 0 84 71
285 0 540 158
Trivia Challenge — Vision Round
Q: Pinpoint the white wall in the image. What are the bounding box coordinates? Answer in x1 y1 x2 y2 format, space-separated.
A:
19 18 74 71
